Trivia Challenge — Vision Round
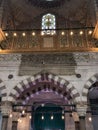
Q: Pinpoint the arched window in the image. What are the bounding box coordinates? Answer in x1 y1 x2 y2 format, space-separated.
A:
41 13 56 35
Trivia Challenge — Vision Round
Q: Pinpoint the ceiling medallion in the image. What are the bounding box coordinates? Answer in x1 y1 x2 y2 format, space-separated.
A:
28 0 65 8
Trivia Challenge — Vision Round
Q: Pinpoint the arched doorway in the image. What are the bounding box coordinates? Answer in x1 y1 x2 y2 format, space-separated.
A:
88 81 98 130
32 103 65 130
9 72 80 130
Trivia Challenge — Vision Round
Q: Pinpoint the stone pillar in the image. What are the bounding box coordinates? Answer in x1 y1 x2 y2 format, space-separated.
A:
77 105 87 130
12 112 19 130
75 121 80 130
72 112 79 130
1 101 12 130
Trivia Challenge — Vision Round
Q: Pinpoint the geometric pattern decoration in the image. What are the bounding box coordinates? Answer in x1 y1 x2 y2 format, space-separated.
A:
0 79 7 100
82 73 98 104
9 72 80 104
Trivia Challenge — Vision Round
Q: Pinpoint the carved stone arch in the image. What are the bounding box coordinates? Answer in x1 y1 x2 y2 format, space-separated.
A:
82 73 98 104
9 72 80 104
0 79 7 101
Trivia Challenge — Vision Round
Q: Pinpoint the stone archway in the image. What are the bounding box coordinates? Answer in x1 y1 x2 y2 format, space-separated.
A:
8 72 80 104
82 73 98 104
7 72 81 130
0 79 7 101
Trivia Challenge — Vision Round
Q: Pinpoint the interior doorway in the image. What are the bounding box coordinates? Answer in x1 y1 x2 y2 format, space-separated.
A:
31 103 65 130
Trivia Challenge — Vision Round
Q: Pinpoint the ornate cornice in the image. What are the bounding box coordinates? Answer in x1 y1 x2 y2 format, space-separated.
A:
0 53 98 64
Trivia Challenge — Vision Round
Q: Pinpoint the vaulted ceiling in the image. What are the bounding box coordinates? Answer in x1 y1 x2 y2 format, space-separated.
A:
6 0 96 29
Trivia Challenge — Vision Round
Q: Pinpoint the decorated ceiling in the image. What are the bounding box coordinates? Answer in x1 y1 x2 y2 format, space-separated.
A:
4 0 95 29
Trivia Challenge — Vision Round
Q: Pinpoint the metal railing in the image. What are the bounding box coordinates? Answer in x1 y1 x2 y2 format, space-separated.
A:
0 27 97 53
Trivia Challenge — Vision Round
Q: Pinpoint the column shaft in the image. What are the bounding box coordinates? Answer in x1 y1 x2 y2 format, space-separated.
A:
79 116 86 130
1 101 12 130
75 121 80 130
1 115 8 130
12 121 18 130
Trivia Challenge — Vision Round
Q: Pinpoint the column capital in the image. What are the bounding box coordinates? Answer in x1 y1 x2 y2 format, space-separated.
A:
76 104 87 117
1 101 12 116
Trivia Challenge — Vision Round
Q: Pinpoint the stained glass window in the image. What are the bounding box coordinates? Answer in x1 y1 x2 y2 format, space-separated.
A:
42 13 56 35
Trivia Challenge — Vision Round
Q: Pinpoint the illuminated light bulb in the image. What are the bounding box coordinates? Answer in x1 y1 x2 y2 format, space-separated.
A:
61 32 65 35
32 32 35 36
88 117 92 122
88 30 92 35
62 115 65 120
22 110 25 115
13 33 17 37
29 115 32 119
51 115 54 120
70 31 73 36
9 113 13 118
80 31 83 35
5 33 8 37
22 32 26 36
41 115 44 120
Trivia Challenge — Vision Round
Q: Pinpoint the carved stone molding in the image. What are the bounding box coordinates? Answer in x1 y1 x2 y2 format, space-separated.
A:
76 105 87 117
1 101 12 116
0 53 98 63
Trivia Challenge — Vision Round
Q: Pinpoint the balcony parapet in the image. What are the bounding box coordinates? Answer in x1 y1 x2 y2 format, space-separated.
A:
0 27 97 53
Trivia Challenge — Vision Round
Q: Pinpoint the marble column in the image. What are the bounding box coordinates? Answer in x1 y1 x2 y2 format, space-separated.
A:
75 121 80 130
77 105 87 130
1 101 12 130
72 112 79 130
12 112 19 130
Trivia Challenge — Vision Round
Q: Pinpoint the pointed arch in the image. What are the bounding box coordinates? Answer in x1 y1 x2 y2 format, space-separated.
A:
9 72 80 104
82 73 98 104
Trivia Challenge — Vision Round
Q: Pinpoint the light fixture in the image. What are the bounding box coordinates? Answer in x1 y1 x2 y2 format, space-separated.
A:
13 32 17 37
22 110 25 115
29 115 32 119
22 32 26 36
41 115 44 120
62 115 65 120
88 30 92 35
88 117 92 122
80 31 83 35
32 32 35 36
61 31 65 35
5 33 8 36
70 31 73 36
51 115 54 120
21 109 26 117
9 113 13 118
